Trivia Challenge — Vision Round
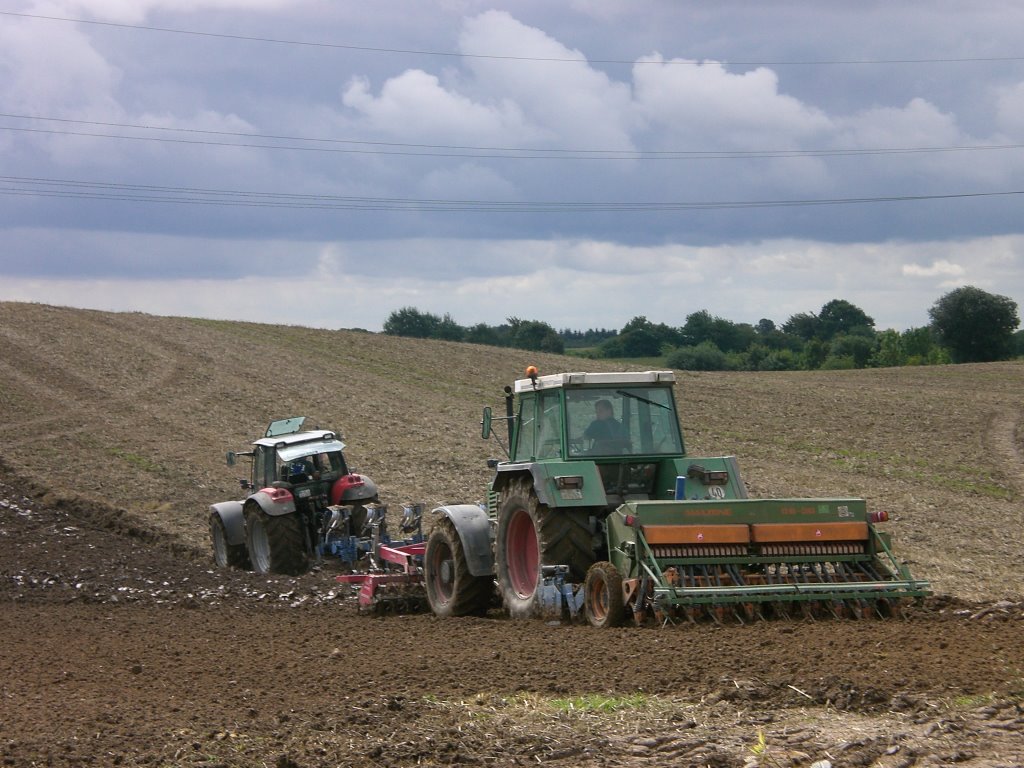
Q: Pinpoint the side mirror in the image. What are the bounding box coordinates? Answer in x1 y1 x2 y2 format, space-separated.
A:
226 451 237 467
481 407 493 440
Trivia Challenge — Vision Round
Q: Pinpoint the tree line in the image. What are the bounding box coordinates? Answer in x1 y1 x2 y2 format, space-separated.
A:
382 286 1022 371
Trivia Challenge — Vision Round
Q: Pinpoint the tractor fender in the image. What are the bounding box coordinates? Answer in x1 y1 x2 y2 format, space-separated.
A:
330 473 378 505
210 500 246 547
490 463 552 505
491 462 607 508
248 488 297 517
433 504 494 577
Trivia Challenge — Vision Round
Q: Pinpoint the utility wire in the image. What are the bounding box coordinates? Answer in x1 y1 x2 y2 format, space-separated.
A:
4 10 1023 67
3 114 1023 161
1 175 1020 213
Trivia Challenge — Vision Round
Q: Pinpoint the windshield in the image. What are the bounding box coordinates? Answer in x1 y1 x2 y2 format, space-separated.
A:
275 447 347 483
565 386 683 456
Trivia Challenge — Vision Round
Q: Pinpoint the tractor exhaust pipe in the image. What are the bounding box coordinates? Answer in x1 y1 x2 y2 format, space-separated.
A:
503 385 514 445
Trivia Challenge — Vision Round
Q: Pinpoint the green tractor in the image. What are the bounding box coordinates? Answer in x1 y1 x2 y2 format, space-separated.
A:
424 368 929 625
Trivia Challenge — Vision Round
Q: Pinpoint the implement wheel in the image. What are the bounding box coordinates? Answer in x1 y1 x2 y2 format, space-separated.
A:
424 517 492 618
210 513 250 570
245 505 309 575
495 477 596 620
584 561 625 628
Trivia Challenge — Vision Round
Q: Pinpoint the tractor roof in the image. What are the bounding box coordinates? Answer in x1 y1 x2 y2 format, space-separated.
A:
253 429 337 447
252 417 346 458
513 370 676 394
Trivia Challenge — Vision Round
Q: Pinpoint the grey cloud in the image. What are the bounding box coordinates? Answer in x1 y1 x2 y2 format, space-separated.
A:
0 1 1022 326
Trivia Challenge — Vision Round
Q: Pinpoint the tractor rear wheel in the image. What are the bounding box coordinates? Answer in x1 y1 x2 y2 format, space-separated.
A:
424 517 492 617
210 513 250 569
245 506 309 575
584 561 625 628
495 477 595 619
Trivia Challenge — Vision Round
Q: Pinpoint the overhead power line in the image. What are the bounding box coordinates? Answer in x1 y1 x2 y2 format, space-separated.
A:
4 10 1023 67
3 114 1023 161
1 175 1020 213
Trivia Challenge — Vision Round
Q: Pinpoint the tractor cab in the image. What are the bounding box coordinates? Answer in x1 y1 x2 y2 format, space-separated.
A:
227 417 351 492
509 371 684 462
490 370 705 509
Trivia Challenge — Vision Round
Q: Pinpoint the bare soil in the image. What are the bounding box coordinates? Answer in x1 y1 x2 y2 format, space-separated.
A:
1 302 1023 767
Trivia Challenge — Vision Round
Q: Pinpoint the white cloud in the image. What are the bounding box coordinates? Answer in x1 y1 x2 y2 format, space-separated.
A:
0 10 122 119
902 259 966 278
2 230 1020 333
342 70 536 145
837 98 960 149
632 57 832 148
457 11 637 149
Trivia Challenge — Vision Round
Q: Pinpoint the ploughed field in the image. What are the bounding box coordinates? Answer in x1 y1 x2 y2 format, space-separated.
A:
1 301 1023 767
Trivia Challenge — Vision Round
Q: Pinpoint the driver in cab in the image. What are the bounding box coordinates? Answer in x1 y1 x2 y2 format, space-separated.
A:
583 399 629 454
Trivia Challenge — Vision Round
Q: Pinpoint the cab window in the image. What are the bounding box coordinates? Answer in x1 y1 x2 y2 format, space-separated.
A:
513 396 537 461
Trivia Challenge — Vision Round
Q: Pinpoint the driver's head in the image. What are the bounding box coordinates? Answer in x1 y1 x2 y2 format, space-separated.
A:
595 399 613 419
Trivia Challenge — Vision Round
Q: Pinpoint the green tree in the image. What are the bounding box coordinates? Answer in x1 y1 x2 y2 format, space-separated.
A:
758 349 801 371
818 299 875 340
383 306 440 338
599 316 683 358
620 328 662 357
898 326 948 365
508 318 564 354
432 313 465 341
615 317 663 357
871 329 905 368
465 323 501 346
665 341 731 371
782 312 820 341
928 286 1020 363
827 333 876 368
681 310 752 353
800 338 829 369
681 310 716 346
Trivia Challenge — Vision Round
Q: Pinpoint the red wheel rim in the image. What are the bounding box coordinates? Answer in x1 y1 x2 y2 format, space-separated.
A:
506 508 539 598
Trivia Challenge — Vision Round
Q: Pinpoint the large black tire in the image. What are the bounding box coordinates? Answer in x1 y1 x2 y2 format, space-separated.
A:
245 505 309 575
210 513 250 570
495 476 596 619
424 517 492 618
584 561 625 628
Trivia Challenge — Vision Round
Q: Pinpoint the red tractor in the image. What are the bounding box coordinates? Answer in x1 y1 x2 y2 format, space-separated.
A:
209 417 381 575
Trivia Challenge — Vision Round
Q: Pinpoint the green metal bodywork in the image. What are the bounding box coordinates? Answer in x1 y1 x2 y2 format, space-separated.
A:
485 370 929 613
605 499 930 608
490 372 741 513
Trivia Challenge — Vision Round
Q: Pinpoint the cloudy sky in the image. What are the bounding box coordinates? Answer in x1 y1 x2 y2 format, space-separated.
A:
2 1 1023 333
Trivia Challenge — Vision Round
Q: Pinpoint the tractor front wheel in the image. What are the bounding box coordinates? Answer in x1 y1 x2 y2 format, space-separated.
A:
210 513 250 570
424 517 492 618
584 561 625 628
245 506 309 575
